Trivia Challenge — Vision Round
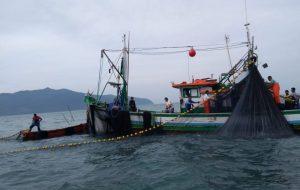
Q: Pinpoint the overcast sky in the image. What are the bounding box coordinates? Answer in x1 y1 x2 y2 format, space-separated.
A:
0 0 299 103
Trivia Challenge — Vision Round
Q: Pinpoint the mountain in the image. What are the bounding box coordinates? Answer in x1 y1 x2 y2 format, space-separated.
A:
0 88 154 116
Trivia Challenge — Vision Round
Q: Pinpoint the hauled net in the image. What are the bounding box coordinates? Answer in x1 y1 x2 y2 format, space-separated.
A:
216 64 294 138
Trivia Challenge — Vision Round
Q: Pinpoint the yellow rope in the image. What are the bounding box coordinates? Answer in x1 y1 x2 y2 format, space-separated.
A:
1 108 189 155
0 132 20 141
0 125 161 155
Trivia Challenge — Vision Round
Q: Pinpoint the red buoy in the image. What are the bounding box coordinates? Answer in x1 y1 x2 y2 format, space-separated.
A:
189 47 196 57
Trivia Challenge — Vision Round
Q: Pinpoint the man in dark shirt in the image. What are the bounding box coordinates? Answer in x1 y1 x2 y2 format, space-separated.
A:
185 96 199 112
29 113 42 132
129 97 137 112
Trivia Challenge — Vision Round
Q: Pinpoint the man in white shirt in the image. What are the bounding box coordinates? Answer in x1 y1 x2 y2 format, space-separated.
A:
164 97 174 113
200 90 211 113
199 91 209 105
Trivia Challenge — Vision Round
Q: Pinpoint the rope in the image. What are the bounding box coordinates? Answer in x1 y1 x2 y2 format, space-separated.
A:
104 42 247 52
1 109 189 155
96 55 104 99
0 125 163 155
0 132 20 141
130 44 247 56
1 92 237 155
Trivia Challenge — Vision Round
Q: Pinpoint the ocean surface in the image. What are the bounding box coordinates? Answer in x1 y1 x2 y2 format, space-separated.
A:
0 110 300 190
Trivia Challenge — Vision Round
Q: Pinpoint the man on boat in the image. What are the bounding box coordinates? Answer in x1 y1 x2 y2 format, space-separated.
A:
284 90 295 110
266 76 281 105
29 113 42 132
267 76 276 85
109 98 120 109
291 87 300 109
164 97 174 113
129 97 137 112
185 96 199 112
200 90 211 113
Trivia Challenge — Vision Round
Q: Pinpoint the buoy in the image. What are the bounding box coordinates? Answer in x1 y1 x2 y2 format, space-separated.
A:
189 47 196 57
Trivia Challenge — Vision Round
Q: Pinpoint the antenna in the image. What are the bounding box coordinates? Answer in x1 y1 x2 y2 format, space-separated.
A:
244 0 249 24
225 34 235 83
127 32 130 88
187 55 191 82
244 0 251 49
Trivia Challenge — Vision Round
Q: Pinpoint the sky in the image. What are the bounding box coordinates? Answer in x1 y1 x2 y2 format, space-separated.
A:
0 0 299 103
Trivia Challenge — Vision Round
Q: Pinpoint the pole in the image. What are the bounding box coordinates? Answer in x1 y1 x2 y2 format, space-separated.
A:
244 0 251 50
187 54 190 82
102 51 127 85
225 35 233 69
225 35 235 83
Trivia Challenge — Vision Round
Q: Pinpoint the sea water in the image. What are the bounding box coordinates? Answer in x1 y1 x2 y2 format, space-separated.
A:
0 110 299 190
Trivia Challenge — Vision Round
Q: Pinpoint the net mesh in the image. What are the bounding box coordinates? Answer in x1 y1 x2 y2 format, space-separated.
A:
216 64 294 138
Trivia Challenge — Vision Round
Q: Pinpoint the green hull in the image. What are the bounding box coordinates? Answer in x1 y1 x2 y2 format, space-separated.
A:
130 110 300 133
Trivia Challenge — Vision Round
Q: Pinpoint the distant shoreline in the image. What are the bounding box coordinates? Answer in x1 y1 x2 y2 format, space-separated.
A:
0 88 154 116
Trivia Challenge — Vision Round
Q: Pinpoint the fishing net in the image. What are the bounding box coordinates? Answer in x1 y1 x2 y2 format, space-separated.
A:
216 64 294 138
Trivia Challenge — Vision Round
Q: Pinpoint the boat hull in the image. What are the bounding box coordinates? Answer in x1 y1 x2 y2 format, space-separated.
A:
87 105 132 136
130 110 300 133
20 123 88 141
88 104 300 135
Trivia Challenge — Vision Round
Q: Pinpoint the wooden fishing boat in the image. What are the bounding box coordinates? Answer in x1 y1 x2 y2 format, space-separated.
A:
19 123 88 141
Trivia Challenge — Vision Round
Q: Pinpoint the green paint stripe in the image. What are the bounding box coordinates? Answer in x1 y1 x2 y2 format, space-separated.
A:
131 109 300 117
283 110 300 115
131 112 230 117
132 124 300 132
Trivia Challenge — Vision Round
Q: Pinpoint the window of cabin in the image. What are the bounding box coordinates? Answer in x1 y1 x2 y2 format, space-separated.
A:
182 88 199 98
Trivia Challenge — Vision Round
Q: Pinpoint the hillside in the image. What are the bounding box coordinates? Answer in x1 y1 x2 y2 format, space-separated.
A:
0 88 153 116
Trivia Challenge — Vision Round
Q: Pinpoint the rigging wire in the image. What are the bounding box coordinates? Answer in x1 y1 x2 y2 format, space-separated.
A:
130 44 247 55
96 52 123 102
132 41 246 51
96 54 104 99
187 54 190 82
104 42 247 53
98 69 115 101
244 0 249 24
111 52 123 81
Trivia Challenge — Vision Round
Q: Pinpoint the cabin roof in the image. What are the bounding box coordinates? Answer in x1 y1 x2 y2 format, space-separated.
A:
172 78 218 88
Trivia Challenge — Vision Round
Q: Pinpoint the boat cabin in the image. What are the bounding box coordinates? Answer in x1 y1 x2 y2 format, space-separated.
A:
172 78 218 113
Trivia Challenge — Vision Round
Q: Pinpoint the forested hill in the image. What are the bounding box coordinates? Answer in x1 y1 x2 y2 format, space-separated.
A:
0 88 153 116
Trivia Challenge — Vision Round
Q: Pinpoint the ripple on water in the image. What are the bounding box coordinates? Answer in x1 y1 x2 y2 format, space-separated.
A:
0 111 300 190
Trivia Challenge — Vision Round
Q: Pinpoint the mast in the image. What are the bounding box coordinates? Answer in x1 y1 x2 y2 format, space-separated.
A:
120 34 129 110
244 0 253 57
225 35 235 83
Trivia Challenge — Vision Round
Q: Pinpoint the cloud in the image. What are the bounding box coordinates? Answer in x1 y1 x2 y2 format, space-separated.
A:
0 0 300 103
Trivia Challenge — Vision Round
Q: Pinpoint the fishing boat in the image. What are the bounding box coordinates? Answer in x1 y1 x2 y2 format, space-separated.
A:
18 123 88 141
85 25 300 137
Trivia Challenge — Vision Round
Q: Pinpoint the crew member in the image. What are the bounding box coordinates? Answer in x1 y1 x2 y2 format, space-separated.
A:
284 90 295 110
185 96 199 112
164 97 174 113
129 97 137 112
108 98 120 112
291 87 300 109
267 76 280 105
267 76 276 85
200 90 211 113
180 98 185 112
29 113 42 132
